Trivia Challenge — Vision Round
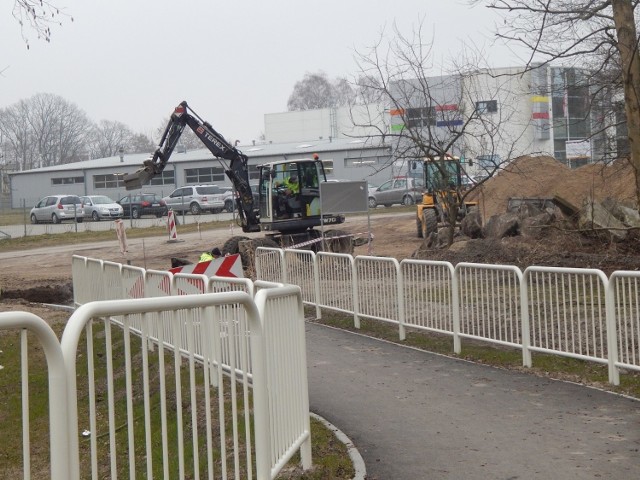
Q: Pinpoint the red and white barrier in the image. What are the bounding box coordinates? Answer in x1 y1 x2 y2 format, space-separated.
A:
167 210 179 242
169 253 244 278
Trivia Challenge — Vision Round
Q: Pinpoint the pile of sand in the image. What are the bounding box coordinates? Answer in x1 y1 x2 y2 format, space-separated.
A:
470 155 638 220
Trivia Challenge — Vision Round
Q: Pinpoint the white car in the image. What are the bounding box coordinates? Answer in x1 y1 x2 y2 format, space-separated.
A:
80 195 123 221
30 194 84 224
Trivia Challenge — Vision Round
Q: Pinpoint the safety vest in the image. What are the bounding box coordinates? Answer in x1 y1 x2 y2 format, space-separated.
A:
199 252 214 262
284 176 300 194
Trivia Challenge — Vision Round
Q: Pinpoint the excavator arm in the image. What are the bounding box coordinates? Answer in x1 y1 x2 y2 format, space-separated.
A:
123 101 260 232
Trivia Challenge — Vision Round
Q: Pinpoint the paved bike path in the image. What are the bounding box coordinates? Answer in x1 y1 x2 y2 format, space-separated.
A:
305 323 640 480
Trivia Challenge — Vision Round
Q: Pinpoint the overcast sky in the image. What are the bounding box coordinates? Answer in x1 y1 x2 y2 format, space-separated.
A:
1 0 524 146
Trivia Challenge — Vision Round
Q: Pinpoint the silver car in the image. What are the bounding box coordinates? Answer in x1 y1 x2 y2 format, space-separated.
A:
163 185 226 214
368 177 424 208
30 195 84 224
80 195 124 221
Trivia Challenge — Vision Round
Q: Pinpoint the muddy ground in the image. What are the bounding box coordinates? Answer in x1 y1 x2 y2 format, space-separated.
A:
2 155 640 304
1 208 639 306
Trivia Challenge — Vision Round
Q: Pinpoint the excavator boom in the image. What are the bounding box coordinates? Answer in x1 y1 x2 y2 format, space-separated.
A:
123 101 260 232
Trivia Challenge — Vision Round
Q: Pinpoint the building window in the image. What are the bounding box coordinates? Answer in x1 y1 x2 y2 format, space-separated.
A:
344 156 383 168
52 176 84 185
407 107 436 128
476 100 498 114
322 160 334 175
185 167 225 184
93 174 125 189
149 170 175 186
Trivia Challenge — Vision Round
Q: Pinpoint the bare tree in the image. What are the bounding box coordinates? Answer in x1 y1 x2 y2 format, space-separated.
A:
0 100 36 170
472 0 640 208
0 93 91 169
87 120 134 159
12 0 73 48
353 22 524 245
287 71 355 111
128 132 155 154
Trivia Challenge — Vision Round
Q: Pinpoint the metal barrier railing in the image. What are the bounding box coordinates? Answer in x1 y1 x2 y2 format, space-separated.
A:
258 249 637 386
523 266 609 372
400 259 456 342
456 263 524 358
0 311 71 480
354 255 404 338
70 250 640 387
607 271 640 380
1 286 311 480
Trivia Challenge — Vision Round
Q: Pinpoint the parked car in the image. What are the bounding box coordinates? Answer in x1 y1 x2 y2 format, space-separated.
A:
368 177 424 208
220 186 236 212
80 195 123 221
30 194 84 224
117 193 167 219
162 185 226 214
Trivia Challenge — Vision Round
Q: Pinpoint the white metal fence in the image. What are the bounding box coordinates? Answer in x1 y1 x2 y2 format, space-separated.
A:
255 247 640 385
2 257 312 480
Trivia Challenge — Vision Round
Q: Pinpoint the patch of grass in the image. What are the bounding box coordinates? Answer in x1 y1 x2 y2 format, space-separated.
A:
276 417 355 479
310 307 640 400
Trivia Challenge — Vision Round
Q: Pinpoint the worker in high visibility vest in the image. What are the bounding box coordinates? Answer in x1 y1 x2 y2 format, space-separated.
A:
199 247 222 263
283 175 300 195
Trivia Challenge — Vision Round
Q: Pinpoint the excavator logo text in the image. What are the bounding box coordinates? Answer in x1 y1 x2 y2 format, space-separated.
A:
196 126 227 152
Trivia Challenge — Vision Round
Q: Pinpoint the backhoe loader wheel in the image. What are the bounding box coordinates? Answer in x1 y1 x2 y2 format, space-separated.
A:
243 237 280 271
323 229 354 255
422 209 438 238
222 235 250 256
416 216 423 238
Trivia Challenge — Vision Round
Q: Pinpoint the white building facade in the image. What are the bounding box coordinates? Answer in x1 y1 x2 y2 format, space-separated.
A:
265 64 601 176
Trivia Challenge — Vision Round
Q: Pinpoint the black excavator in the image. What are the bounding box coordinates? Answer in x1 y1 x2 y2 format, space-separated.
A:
122 101 355 257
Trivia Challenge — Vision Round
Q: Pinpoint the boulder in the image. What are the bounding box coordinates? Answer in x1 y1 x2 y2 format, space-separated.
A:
460 210 483 238
520 212 554 239
483 212 520 239
578 199 627 241
601 197 640 228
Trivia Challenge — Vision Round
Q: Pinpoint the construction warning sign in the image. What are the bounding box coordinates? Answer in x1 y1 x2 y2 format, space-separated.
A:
168 253 244 278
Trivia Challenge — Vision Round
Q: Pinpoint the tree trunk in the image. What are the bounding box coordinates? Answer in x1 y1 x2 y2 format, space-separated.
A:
612 0 640 209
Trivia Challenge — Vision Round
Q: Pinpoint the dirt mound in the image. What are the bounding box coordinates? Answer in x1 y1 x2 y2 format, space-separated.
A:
414 156 640 273
470 155 637 220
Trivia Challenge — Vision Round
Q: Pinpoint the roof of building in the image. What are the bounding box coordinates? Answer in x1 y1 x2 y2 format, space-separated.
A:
10 137 387 175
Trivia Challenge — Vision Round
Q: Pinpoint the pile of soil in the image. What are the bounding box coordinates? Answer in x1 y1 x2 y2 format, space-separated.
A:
412 155 640 274
469 155 637 219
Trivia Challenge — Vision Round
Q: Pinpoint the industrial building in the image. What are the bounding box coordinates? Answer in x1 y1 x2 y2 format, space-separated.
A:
7 63 616 209
8 137 392 209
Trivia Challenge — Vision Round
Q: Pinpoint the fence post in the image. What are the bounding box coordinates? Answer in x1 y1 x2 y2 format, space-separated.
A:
606 274 621 385
452 267 461 354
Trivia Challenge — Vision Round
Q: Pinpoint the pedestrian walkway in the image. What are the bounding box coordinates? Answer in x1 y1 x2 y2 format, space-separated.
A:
306 323 640 480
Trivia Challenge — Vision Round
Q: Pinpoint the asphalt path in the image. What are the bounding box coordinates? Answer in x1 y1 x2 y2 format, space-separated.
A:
306 322 640 480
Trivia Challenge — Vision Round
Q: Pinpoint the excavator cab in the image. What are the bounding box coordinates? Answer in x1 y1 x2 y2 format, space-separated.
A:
257 158 325 231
